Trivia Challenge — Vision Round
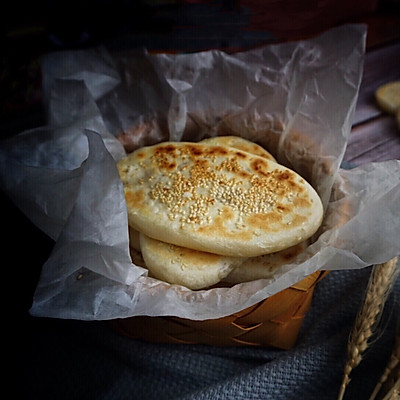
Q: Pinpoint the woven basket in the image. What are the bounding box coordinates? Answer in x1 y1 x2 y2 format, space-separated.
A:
111 270 328 349
113 121 344 349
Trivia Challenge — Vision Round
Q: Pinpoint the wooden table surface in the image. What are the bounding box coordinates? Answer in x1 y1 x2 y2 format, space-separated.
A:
344 40 400 166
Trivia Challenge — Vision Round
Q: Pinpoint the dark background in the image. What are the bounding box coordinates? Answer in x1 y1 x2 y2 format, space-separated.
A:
2 0 399 137
2 2 400 398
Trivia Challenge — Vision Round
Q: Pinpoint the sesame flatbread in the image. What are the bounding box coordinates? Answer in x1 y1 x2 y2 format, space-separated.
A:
201 136 277 163
118 141 323 257
140 233 242 289
127 137 280 288
223 240 309 284
375 81 400 114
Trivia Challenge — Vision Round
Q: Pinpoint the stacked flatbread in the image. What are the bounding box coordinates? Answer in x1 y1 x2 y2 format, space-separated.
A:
375 81 400 130
117 136 323 290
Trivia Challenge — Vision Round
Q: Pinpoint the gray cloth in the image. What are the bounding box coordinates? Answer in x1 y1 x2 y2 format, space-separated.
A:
23 265 399 400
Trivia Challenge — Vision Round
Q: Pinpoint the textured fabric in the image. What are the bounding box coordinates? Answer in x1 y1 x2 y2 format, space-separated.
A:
22 265 399 400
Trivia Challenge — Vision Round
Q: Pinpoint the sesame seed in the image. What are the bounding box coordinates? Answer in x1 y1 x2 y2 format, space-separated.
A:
146 149 297 228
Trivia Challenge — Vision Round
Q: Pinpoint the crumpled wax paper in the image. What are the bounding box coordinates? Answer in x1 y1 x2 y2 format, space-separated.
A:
1 24 400 320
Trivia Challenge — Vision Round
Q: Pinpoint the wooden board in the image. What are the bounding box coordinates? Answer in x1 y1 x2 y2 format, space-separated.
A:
346 41 400 166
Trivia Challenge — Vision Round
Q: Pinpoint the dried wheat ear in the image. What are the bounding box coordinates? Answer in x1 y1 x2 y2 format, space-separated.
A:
337 257 399 400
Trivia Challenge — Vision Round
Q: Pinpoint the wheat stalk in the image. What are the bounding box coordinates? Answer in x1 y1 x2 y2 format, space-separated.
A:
337 257 399 400
380 377 400 400
369 326 400 400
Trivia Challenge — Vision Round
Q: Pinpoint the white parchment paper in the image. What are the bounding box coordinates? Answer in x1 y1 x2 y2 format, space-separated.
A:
1 24 400 320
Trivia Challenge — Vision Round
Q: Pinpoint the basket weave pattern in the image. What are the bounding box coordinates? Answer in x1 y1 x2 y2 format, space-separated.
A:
112 270 328 349
113 127 333 349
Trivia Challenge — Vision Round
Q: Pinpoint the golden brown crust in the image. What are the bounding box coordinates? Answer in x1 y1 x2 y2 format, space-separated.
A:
118 141 323 257
200 136 277 163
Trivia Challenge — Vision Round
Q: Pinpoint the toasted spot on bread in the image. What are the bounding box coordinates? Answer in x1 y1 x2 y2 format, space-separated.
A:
117 140 323 257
